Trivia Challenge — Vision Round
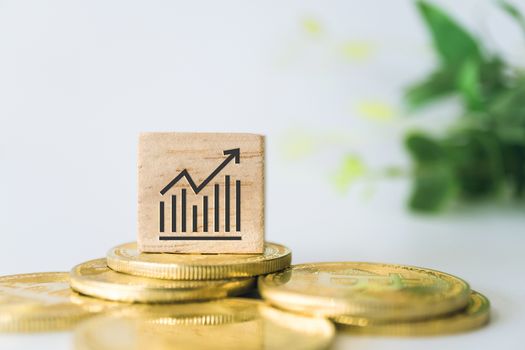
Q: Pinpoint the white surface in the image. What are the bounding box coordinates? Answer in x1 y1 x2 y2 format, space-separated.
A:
1 0 524 349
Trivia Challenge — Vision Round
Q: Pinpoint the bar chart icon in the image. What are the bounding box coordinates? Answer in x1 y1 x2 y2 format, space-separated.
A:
138 132 264 253
157 148 242 241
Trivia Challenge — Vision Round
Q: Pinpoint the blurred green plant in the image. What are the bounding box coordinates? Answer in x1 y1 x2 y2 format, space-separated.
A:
404 0 525 212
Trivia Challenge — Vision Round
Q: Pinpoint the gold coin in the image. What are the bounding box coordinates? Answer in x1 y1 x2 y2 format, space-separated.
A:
70 259 256 303
334 291 490 336
0 272 115 332
259 262 470 321
74 298 334 350
106 241 291 280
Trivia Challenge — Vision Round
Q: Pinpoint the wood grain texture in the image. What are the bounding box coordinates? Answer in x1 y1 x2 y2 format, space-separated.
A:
137 132 264 253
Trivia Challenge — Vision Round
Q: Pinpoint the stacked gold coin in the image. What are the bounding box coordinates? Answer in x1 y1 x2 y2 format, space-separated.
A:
74 298 334 350
0 272 118 332
259 262 490 336
69 241 291 304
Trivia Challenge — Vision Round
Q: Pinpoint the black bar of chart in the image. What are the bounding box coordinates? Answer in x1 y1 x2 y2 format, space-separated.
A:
236 180 241 232
171 195 176 232
181 189 187 232
225 175 230 232
214 184 220 232
203 196 208 232
192 205 198 232
159 201 165 232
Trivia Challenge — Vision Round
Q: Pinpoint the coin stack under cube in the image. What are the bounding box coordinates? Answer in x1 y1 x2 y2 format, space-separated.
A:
70 241 291 304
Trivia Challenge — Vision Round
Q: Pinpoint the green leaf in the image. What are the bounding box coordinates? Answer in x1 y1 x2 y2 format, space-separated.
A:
457 59 483 110
405 132 457 211
405 69 456 108
498 0 525 34
409 163 456 212
405 132 446 162
444 130 504 199
416 0 483 68
501 144 525 197
478 57 507 101
406 1 489 110
489 79 525 144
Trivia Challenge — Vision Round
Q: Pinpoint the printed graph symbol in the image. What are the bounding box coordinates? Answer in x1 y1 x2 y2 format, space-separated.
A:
158 148 242 241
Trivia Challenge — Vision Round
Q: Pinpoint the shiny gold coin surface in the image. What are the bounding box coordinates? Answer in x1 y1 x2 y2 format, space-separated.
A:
259 262 470 321
70 259 255 303
335 291 490 336
107 241 291 280
74 298 334 350
0 272 115 332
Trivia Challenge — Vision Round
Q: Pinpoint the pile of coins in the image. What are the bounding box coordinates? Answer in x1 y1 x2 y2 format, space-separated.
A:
0 241 490 349
259 262 490 336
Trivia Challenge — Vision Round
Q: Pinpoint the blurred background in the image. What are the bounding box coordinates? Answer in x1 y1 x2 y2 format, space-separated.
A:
1 1 524 348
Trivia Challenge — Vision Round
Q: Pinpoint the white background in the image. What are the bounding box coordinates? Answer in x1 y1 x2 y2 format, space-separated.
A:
1 1 524 349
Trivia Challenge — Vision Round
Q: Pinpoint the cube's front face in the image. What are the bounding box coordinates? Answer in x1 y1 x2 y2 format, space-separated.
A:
137 132 265 253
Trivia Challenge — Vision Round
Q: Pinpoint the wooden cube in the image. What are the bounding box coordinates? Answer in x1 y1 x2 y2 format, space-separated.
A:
137 132 265 253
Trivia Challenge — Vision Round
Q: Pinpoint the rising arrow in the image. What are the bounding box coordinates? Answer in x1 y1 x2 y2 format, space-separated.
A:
160 148 240 195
